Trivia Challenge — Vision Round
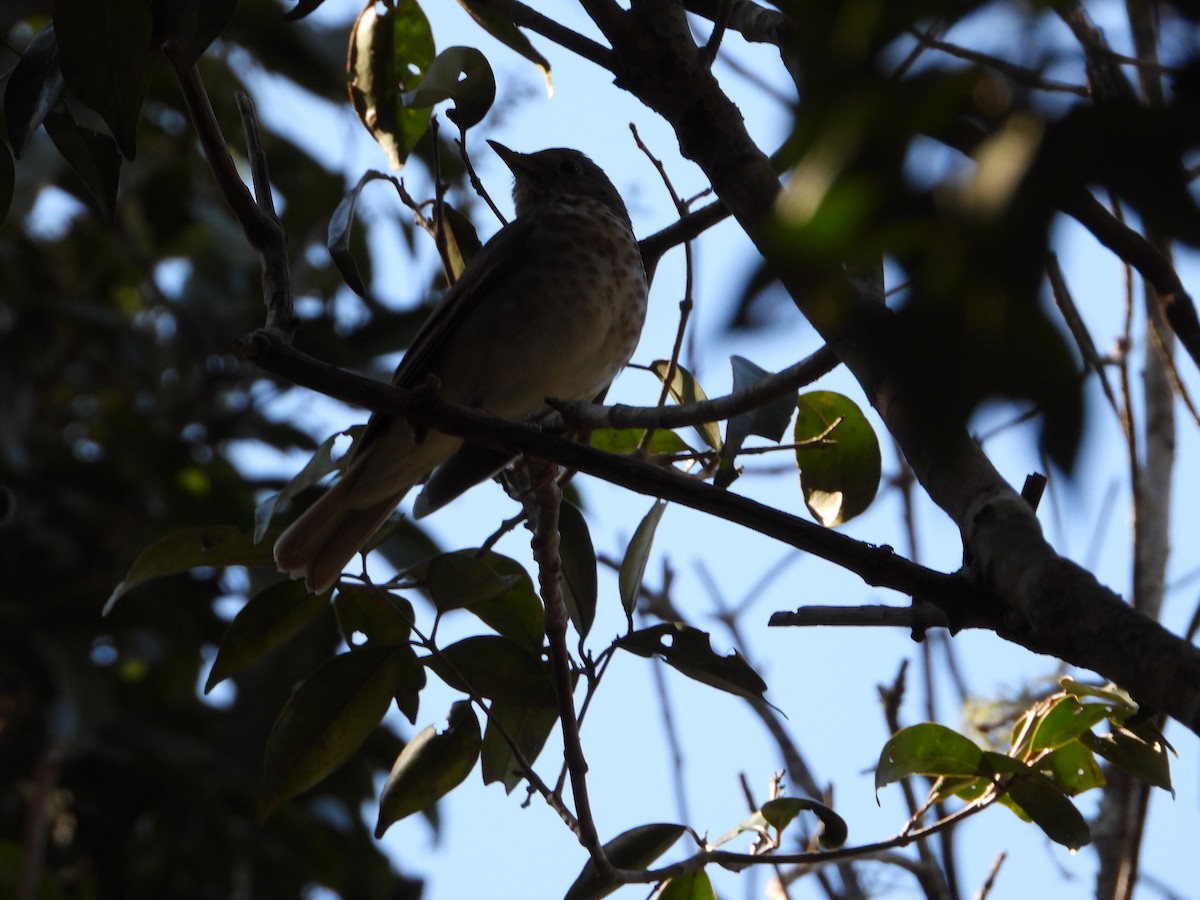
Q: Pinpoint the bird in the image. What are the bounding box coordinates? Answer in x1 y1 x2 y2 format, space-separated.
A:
274 141 649 594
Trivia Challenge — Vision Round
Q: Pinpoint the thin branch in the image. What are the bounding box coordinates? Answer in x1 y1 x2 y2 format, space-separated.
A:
554 344 839 431
769 604 951 631
165 42 296 337
909 28 1089 96
527 459 610 872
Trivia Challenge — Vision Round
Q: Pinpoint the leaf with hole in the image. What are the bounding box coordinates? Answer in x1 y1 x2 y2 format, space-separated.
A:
401 46 496 131
347 0 435 170
617 623 768 702
426 635 555 706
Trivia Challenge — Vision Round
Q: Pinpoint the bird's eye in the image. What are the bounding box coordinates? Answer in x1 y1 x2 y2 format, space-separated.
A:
559 159 582 176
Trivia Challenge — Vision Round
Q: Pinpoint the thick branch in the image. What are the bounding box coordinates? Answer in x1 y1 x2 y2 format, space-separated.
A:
583 0 1200 733
242 330 1200 734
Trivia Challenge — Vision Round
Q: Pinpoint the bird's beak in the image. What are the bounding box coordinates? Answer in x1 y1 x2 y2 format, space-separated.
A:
488 140 532 175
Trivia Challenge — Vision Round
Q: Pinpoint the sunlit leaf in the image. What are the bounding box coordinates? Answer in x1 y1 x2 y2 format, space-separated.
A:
875 723 985 796
658 869 716 900
347 0 435 170
589 428 690 456
650 360 722 451
401 46 496 131
981 752 1091 849
455 0 552 96
105 525 275 613
762 797 847 848
376 701 481 836
564 823 686 900
1080 725 1174 794
617 623 768 702
618 501 667 622
259 646 406 820
794 390 880 525
206 580 329 692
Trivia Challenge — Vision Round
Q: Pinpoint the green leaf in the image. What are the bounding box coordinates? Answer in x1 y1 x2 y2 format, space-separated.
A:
328 170 394 296
619 501 667 622
455 0 552 96
650 360 722 451
347 0 435 170
468 551 545 653
105 525 275 613
334 583 414 646
54 0 153 159
658 869 716 900
206 580 329 692
1037 741 1105 796
558 501 598 639
617 623 769 702
564 823 686 900
152 0 239 64
426 635 555 706
375 700 481 836
1026 695 1115 755
762 797 847 848
713 797 847 851
414 551 517 612
42 108 121 223
981 752 1091 849
400 46 496 131
4 22 65 158
794 390 881 525
1080 724 1174 793
480 698 559 793
589 428 690 455
259 646 407 820
439 203 482 280
875 723 985 795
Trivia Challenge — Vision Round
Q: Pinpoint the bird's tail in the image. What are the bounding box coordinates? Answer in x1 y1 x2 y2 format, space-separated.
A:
273 475 408 595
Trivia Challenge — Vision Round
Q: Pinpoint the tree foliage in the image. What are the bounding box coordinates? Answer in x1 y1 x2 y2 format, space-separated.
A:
3 0 1199 898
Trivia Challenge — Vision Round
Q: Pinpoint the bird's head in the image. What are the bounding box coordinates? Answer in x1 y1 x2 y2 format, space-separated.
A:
488 141 631 226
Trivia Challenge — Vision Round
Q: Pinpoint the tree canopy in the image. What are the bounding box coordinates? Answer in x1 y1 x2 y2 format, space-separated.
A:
3 1 1199 898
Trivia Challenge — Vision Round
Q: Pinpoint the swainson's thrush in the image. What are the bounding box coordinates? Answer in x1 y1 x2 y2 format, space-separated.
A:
274 143 648 593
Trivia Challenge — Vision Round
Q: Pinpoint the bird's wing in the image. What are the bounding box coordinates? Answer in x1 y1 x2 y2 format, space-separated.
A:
353 215 536 455
391 216 535 388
